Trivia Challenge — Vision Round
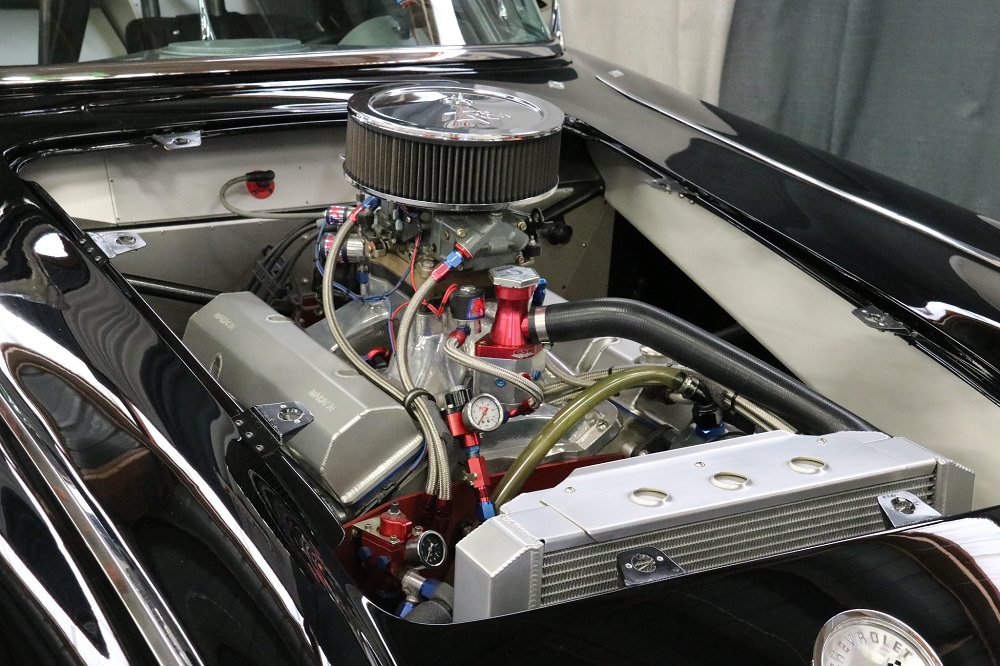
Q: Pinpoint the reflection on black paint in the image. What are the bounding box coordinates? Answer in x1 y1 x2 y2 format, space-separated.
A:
1 488 104 652
10 350 304 665
0 557 81 665
0 202 332 663
134 517 296 666
12 348 171 524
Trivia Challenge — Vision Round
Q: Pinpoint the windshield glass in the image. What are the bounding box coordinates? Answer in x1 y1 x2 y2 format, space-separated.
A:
0 0 551 67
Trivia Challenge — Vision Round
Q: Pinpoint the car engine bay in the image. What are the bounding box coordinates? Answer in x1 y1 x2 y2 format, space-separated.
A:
21 82 977 626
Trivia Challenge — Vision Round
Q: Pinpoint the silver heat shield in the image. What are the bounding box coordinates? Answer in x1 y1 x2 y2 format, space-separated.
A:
184 292 422 510
453 430 973 621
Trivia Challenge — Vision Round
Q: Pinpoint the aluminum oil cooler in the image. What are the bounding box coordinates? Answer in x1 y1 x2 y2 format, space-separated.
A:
454 430 973 621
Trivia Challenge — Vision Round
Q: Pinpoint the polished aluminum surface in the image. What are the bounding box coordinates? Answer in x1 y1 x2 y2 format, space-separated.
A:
478 401 620 468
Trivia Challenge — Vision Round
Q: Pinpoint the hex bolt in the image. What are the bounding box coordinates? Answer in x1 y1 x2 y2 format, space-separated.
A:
254 444 265 453
517 220 528 231
456 228 467 238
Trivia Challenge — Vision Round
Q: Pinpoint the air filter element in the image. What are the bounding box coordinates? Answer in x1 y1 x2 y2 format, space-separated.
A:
345 83 564 210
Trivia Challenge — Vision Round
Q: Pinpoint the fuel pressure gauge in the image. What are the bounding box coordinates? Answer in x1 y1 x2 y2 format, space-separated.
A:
405 529 448 569
461 393 504 433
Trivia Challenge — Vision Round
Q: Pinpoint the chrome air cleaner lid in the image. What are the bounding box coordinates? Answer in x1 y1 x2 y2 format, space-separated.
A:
344 83 564 210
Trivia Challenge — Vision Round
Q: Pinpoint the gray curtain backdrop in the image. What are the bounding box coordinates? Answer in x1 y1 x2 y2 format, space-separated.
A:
720 0 1000 219
559 0 734 104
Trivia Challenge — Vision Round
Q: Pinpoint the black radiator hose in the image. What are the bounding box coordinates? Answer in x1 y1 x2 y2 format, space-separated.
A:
528 298 875 434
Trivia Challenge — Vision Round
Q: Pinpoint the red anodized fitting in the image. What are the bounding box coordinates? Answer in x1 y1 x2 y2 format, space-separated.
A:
475 266 542 360
378 503 413 542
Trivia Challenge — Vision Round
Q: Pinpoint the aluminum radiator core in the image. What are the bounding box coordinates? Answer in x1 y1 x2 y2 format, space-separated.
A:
453 431 973 621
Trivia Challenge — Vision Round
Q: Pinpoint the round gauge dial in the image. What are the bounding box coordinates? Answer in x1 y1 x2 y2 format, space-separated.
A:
405 530 448 569
462 394 504 432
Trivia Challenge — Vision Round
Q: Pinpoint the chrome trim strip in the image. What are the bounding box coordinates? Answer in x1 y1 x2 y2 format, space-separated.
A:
596 74 1000 270
0 42 563 87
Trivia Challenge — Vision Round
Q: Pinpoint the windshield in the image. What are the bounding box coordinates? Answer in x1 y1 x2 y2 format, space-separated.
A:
0 0 551 67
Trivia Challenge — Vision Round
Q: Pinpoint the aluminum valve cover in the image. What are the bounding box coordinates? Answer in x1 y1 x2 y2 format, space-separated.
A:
184 292 422 510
